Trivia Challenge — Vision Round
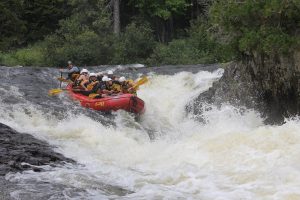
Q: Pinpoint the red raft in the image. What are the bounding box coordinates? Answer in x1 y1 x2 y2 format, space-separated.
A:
66 84 145 114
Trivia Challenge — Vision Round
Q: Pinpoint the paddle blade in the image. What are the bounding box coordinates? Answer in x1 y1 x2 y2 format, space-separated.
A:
133 77 148 90
48 88 63 96
57 77 72 83
88 93 100 99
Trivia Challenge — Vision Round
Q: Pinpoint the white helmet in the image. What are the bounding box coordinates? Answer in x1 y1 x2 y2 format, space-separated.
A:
80 69 89 74
67 61 72 65
102 76 109 82
89 73 96 77
96 72 103 76
102 76 112 82
119 76 126 82
107 70 113 75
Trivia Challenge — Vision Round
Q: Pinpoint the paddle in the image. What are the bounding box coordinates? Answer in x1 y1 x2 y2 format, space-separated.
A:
48 88 82 96
88 93 101 98
59 72 62 89
132 76 148 90
48 88 65 96
48 75 73 96
57 77 72 83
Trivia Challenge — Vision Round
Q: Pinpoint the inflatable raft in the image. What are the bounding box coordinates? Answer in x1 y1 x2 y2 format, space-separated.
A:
66 84 145 114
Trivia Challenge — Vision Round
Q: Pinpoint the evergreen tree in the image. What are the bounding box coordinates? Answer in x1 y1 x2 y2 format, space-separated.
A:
0 0 71 51
22 0 71 43
130 0 189 42
210 0 300 59
0 0 26 50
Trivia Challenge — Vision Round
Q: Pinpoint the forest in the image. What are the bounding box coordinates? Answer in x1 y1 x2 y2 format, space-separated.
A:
0 0 299 67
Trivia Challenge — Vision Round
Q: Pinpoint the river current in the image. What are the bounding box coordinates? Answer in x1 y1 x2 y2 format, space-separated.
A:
0 65 300 200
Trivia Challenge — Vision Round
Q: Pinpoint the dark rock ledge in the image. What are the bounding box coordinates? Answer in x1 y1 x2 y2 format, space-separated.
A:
190 50 300 124
0 122 75 176
0 123 133 198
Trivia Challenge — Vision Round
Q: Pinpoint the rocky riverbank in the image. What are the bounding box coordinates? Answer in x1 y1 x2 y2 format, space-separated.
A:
0 122 76 199
0 122 135 198
0 123 74 176
191 50 300 124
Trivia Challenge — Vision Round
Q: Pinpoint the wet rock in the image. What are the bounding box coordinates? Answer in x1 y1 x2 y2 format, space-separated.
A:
190 50 300 124
0 177 14 200
0 123 135 198
0 123 75 176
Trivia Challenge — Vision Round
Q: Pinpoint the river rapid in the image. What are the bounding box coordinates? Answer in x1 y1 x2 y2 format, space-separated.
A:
0 65 300 200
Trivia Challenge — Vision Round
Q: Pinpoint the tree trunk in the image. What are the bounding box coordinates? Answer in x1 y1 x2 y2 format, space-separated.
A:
169 16 174 40
113 0 120 35
161 21 166 43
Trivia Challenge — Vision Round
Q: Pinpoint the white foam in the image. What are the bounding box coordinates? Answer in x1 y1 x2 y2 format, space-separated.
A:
1 69 300 199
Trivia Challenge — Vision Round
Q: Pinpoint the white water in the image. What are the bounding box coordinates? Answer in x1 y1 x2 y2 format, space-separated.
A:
1 69 300 199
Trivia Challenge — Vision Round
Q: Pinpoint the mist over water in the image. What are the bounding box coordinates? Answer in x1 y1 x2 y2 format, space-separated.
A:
1 65 300 199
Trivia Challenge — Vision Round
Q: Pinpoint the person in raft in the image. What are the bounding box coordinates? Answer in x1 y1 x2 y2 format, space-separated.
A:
69 70 138 97
59 61 80 81
118 76 136 94
74 69 90 89
78 75 116 98
106 70 114 79
99 76 114 95
78 73 104 98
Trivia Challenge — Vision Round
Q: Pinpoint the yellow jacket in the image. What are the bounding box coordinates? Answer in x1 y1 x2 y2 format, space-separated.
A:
87 81 99 91
122 80 136 94
111 83 122 93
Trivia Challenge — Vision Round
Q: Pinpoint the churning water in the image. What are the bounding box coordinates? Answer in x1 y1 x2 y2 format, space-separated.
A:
0 65 300 200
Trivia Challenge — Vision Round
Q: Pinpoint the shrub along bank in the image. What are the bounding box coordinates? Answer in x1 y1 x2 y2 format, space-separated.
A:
1 1 298 67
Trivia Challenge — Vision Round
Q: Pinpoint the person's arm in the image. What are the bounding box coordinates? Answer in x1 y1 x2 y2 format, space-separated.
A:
98 83 109 94
60 66 78 74
80 80 89 91
59 69 69 73
87 82 99 93
127 80 136 92
68 67 79 74
111 84 121 93
101 87 112 94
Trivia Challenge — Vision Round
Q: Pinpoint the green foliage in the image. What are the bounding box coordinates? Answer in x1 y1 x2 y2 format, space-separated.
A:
22 0 71 43
45 30 114 66
0 0 71 51
188 19 234 62
7 0 298 66
65 0 111 34
0 43 46 66
131 0 188 20
43 0 114 66
0 0 26 50
148 40 202 65
112 22 156 64
148 19 234 65
238 27 296 55
210 0 300 57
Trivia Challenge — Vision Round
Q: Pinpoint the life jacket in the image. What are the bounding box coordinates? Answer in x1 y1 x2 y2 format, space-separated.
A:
111 82 122 93
106 83 113 91
74 79 82 87
121 80 135 94
71 73 80 81
74 74 89 87
68 66 80 81
87 80 99 91
98 81 106 90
